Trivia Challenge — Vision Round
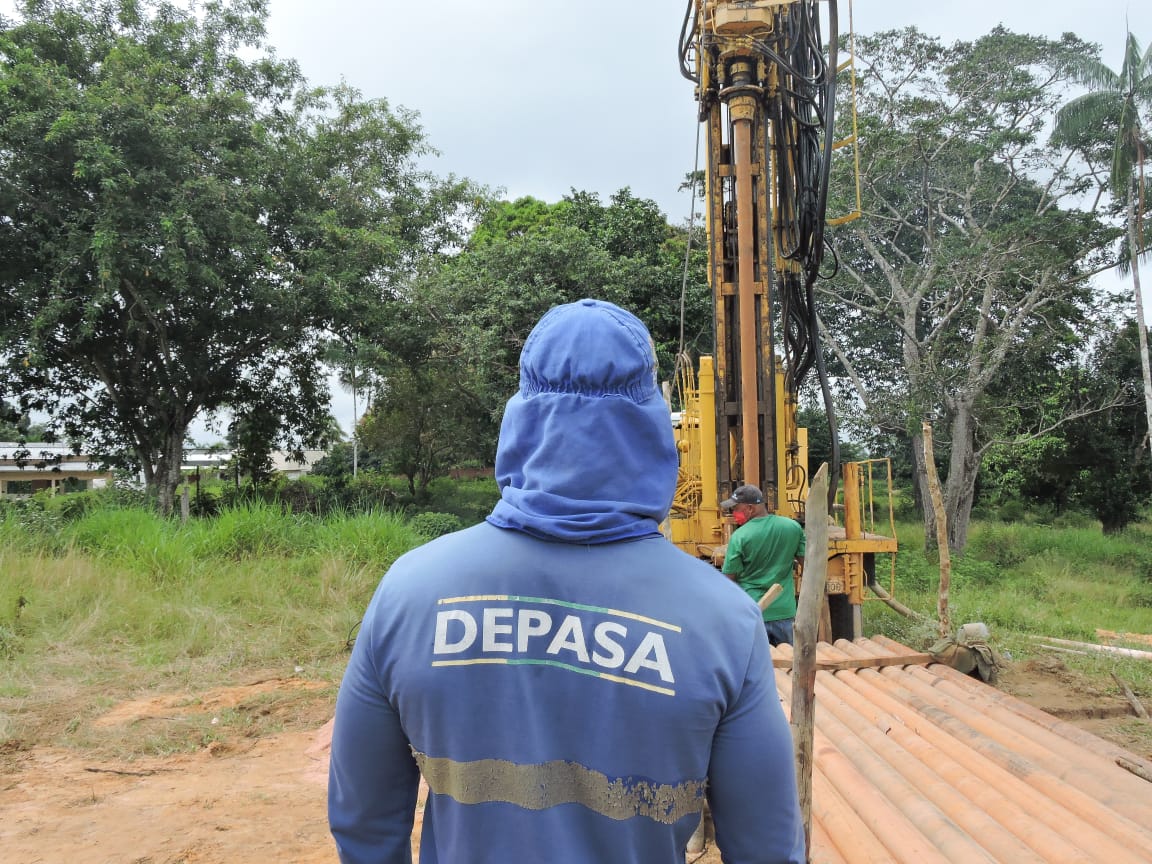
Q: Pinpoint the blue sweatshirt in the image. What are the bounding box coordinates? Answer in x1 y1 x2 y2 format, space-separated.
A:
329 299 805 864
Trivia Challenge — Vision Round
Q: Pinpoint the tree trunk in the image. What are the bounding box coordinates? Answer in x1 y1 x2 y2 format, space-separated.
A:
909 431 937 546
154 430 187 517
912 405 982 555
943 403 981 554
921 422 952 640
1126 190 1152 459
944 407 981 555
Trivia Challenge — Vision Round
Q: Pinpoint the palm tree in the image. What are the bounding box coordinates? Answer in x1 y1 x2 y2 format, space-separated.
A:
1054 32 1152 454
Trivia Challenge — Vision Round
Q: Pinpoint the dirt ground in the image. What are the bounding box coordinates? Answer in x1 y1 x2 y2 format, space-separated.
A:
1 658 1149 864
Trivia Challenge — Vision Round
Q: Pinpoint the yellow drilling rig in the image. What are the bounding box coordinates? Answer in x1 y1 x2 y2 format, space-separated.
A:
668 0 896 639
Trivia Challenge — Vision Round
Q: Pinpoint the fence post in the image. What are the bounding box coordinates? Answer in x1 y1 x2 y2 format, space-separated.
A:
792 462 828 861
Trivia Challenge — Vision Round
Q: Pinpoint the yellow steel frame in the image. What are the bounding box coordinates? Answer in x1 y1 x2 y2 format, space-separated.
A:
670 1 897 628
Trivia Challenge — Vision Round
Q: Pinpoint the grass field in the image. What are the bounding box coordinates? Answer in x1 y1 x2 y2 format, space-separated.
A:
0 500 430 755
871 517 1152 695
2 494 1151 757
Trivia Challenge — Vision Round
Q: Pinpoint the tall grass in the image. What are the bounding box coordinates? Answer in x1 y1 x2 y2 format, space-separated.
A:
871 517 1152 696
4 494 1151 751
0 500 432 752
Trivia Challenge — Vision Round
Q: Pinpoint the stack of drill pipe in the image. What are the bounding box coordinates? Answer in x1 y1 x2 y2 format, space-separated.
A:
768 638 1152 863
869 634 1152 788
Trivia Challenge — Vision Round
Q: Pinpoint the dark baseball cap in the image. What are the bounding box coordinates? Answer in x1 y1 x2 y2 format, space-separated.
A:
720 484 764 509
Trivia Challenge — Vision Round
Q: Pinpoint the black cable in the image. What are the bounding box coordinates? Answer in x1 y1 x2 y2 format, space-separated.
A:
811 292 840 512
811 0 841 508
808 0 839 287
771 1 831 396
344 619 361 651
759 1 841 508
679 0 699 83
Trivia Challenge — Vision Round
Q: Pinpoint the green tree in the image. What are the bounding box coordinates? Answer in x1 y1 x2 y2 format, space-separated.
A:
467 196 560 248
0 0 475 515
428 189 709 405
358 364 469 498
559 188 670 262
797 406 866 486
311 439 385 481
225 406 279 491
352 189 709 477
1053 31 1152 457
1067 321 1152 532
990 321 1152 530
0 400 42 441
821 28 1113 553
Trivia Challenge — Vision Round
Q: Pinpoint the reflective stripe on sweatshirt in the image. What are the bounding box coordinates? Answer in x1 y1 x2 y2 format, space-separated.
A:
412 750 707 824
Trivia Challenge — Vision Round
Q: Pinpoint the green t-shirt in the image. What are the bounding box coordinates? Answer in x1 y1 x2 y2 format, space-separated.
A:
721 514 806 622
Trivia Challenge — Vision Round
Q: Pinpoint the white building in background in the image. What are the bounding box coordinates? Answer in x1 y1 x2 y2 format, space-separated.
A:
0 445 328 497
182 448 328 481
269 450 328 480
0 443 115 496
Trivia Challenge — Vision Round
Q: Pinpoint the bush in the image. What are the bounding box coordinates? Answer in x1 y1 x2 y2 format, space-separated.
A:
1130 583 1152 608
39 489 111 522
893 551 938 593
198 501 306 559
69 508 184 571
188 484 223 518
419 476 498 525
267 477 325 515
969 525 1028 568
5 498 66 551
890 490 920 522
996 499 1026 523
314 510 422 569
950 556 1004 589
1110 543 1152 583
408 511 463 539
341 474 400 511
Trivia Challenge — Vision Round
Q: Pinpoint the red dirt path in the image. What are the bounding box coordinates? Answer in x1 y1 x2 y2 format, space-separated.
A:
1 659 1147 864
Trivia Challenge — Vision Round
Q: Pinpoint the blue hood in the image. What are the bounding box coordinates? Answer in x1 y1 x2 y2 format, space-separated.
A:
486 299 678 544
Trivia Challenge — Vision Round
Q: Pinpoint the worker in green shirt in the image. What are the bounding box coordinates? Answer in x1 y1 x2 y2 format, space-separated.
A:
720 485 806 646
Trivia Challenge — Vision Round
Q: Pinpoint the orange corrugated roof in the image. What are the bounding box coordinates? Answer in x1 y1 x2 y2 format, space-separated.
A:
772 637 1152 864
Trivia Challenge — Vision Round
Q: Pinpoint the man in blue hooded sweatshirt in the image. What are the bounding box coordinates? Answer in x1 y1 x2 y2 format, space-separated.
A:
328 299 805 864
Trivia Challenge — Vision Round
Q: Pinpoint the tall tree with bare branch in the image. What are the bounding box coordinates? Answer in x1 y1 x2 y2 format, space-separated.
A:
821 28 1115 553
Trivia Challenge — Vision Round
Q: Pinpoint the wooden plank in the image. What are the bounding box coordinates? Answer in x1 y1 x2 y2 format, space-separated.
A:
1036 636 1152 661
1098 628 1152 647
1112 673 1150 719
773 653 933 671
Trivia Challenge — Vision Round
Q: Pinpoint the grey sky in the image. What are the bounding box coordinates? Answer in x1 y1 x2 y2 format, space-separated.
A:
260 0 1150 435
263 0 1152 222
3 1 1150 439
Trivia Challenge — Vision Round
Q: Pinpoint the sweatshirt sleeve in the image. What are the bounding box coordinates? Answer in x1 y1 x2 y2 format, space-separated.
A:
706 621 805 864
328 607 421 864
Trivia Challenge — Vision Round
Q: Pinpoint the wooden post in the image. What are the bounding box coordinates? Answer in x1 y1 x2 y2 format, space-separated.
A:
921 421 951 640
792 463 828 861
868 581 930 624
1112 673 1150 719
180 484 190 524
